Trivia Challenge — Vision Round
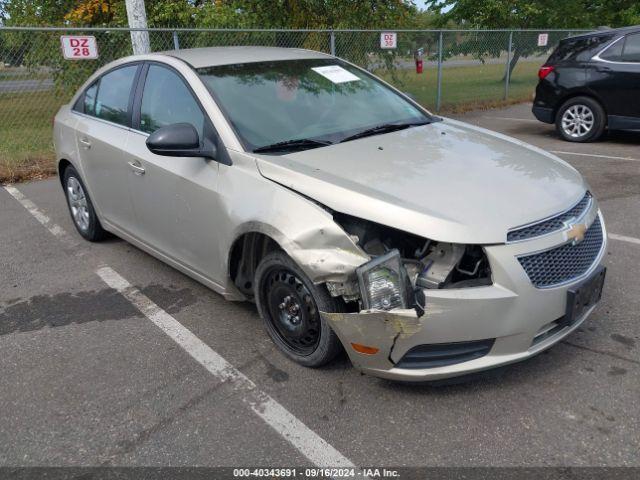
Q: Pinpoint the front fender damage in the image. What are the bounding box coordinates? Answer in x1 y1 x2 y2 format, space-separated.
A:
286 241 368 285
321 309 420 371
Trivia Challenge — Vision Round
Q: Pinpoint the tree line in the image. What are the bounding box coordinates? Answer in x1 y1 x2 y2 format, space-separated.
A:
2 0 638 30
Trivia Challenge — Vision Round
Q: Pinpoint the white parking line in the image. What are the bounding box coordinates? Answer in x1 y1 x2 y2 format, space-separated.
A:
610 233 640 246
96 266 356 468
483 116 539 123
551 151 640 162
3 184 77 245
3 183 357 469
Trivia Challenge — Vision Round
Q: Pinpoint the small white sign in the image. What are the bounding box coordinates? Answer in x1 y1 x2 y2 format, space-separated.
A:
380 32 397 49
311 65 360 84
60 36 99 60
537 33 549 47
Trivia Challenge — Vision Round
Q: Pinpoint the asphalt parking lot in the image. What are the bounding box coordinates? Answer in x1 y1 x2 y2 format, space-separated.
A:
1 102 639 469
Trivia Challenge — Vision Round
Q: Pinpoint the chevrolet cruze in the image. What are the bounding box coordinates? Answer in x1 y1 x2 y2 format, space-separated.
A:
53 47 607 381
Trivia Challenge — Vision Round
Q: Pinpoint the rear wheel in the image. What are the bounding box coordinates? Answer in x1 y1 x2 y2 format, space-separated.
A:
63 165 107 241
254 251 344 367
555 96 606 142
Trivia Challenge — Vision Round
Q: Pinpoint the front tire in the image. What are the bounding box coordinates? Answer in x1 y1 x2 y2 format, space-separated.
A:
555 96 606 142
254 251 344 367
62 165 107 242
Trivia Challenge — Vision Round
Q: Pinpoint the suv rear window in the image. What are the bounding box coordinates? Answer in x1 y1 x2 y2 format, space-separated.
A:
547 34 615 63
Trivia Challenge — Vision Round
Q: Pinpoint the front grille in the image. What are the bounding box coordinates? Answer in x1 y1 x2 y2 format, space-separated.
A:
518 216 603 288
507 192 592 242
395 339 495 369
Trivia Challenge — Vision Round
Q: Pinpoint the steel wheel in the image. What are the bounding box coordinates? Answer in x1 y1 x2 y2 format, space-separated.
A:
560 104 594 139
66 176 90 232
263 268 321 356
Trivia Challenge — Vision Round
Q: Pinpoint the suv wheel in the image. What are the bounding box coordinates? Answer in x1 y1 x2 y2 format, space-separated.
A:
254 251 344 367
556 96 606 142
63 165 107 241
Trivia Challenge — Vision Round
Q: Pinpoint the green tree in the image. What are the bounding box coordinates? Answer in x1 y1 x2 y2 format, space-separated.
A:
426 0 640 78
192 0 417 29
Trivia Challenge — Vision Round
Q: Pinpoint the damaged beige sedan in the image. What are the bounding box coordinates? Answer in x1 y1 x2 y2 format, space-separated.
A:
54 47 607 381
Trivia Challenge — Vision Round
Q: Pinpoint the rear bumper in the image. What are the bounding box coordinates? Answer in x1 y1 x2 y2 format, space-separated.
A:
323 211 607 382
532 105 554 124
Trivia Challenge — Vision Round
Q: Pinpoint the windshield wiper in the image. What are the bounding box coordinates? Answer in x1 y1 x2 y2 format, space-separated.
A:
253 138 332 154
339 121 431 143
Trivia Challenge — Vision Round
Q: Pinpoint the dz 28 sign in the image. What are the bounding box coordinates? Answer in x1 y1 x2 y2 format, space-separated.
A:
60 36 99 60
380 32 397 49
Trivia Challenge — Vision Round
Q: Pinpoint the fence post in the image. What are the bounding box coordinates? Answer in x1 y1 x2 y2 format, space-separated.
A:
436 31 443 113
504 30 513 100
330 29 336 56
172 30 180 50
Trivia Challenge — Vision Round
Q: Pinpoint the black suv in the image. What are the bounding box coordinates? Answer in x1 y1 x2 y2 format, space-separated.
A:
533 26 640 142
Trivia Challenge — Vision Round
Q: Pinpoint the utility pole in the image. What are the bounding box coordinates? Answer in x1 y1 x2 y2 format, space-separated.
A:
125 0 150 55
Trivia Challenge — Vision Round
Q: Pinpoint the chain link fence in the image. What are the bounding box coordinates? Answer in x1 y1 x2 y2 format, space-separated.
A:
0 26 588 181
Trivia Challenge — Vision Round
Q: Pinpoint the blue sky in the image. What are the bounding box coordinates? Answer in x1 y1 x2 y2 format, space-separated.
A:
415 1 453 12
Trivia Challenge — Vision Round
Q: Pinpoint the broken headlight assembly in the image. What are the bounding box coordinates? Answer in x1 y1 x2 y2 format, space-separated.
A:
332 213 493 310
356 249 409 311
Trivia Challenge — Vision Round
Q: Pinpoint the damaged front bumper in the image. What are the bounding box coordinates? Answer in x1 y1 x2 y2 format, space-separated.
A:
322 221 607 382
322 284 596 381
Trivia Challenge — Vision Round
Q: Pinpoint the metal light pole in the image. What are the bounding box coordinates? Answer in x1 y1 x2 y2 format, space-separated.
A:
125 0 150 54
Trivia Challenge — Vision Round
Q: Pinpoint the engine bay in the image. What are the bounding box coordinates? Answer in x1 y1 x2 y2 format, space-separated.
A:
330 212 493 310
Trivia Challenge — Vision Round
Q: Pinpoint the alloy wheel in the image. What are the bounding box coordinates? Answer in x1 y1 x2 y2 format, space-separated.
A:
66 176 90 232
561 104 594 139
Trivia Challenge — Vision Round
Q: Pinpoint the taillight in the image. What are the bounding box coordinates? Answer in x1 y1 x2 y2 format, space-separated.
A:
538 65 555 80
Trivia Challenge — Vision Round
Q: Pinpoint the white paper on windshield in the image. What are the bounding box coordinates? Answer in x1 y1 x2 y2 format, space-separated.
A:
311 65 361 84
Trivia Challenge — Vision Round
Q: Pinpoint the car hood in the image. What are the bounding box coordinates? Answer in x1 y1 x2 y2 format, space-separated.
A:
254 118 587 244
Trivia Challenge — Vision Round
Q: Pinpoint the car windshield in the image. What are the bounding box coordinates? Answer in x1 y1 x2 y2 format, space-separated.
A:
197 58 432 152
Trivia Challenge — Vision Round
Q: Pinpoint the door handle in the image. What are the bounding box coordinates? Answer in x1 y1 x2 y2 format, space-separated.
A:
128 161 146 175
596 66 612 72
79 138 92 149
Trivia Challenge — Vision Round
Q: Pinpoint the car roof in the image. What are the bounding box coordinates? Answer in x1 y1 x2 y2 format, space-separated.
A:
567 25 640 41
152 46 332 69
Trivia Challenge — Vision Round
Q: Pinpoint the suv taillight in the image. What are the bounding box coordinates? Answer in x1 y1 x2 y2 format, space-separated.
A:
538 65 555 80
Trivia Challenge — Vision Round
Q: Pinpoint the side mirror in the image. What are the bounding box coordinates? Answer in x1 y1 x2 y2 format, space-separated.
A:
146 123 217 159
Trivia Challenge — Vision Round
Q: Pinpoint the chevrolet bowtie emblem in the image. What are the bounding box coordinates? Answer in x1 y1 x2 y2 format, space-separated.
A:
566 222 587 245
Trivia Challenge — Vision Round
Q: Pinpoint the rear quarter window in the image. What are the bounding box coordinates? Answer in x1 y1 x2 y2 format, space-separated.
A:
621 33 640 62
596 33 640 62
83 83 98 116
548 34 615 63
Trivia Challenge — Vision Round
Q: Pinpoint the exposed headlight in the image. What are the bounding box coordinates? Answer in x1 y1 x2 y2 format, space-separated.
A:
356 249 408 311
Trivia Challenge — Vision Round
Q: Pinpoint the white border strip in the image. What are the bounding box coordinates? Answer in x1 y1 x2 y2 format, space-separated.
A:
96 266 356 469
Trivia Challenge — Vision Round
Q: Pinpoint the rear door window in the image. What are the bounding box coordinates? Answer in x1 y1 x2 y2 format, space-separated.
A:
139 64 205 137
93 65 138 126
